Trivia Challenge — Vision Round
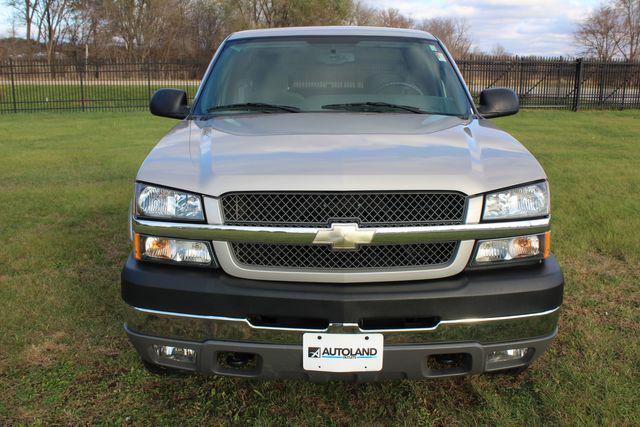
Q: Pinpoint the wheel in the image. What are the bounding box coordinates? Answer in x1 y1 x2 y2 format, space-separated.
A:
141 359 190 376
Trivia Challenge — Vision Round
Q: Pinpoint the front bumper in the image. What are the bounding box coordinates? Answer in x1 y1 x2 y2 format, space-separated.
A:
127 326 556 380
122 255 563 379
124 304 559 346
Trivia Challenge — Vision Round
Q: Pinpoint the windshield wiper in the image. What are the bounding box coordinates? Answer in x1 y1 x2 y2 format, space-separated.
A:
207 102 300 113
321 102 470 118
321 102 427 114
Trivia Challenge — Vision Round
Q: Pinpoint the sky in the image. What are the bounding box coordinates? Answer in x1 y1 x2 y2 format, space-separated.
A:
0 0 601 56
370 0 601 56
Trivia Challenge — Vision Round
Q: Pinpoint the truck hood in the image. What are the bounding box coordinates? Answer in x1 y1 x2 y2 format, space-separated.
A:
137 113 546 197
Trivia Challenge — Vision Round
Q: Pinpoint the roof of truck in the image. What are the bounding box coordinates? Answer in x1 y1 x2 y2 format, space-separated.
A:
228 26 437 41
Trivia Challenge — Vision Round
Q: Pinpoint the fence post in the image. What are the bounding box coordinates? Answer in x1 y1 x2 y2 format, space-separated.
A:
518 56 524 102
572 58 584 111
146 60 152 101
9 58 18 113
79 62 86 112
620 62 629 110
598 63 605 108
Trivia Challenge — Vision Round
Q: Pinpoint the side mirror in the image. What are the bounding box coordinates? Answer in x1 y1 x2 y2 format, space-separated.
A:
477 88 519 118
150 88 189 119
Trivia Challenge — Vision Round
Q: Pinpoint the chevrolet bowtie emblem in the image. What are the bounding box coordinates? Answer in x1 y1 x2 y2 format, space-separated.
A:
313 223 376 250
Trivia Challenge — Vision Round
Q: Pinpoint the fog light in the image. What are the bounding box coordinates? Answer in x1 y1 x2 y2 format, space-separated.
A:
134 234 214 266
487 347 531 364
473 234 544 265
152 345 197 363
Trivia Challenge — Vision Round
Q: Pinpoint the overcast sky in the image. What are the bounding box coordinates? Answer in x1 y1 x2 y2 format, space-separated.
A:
0 0 599 56
370 0 600 56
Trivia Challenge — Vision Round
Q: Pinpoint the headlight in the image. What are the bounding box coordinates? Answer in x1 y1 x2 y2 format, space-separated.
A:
471 232 550 266
134 234 215 266
483 182 549 221
136 183 204 221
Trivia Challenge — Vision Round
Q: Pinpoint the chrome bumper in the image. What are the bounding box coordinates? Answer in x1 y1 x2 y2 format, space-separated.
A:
132 217 550 245
124 305 560 346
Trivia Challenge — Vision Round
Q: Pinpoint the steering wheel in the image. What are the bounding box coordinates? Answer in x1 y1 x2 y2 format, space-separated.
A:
376 81 424 95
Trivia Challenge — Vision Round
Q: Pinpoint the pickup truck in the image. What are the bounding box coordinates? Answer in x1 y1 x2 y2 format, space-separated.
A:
122 26 563 380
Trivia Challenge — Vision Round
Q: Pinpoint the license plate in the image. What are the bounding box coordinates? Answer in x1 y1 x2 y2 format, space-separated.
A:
303 333 383 372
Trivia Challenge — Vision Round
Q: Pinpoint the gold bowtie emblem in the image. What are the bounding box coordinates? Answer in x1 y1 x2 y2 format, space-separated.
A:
313 223 376 250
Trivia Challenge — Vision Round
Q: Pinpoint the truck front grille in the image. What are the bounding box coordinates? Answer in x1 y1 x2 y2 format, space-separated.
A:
230 242 458 270
221 192 466 228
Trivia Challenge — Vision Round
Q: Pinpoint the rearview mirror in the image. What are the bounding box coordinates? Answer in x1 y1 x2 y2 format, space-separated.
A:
150 88 189 119
477 88 519 119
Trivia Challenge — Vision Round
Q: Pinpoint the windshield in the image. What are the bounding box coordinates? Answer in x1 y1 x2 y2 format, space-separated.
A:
193 36 471 117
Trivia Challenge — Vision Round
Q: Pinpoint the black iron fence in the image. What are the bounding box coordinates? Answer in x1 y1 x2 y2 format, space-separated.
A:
459 56 640 110
1 57 639 114
0 59 206 113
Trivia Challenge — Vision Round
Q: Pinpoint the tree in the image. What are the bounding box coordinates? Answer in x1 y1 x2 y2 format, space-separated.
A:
5 0 41 58
347 0 376 26
97 0 191 61
574 5 623 60
223 0 352 29
375 8 414 28
417 17 472 58
186 0 227 60
34 0 72 65
615 0 640 60
5 0 482 63
290 0 352 26
490 43 511 57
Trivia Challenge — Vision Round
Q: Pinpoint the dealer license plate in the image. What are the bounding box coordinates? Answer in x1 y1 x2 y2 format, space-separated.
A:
303 333 383 372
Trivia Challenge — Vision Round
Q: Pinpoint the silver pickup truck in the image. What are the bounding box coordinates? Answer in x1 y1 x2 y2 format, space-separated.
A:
122 26 563 380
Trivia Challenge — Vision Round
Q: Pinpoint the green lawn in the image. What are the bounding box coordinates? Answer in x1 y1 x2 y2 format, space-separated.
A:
0 110 639 424
0 84 198 113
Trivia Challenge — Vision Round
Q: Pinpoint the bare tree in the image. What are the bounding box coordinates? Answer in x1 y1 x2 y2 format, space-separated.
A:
10 16 18 38
98 0 189 61
292 0 353 26
5 0 484 64
34 0 73 65
256 0 292 27
417 17 472 58
347 0 376 26
575 5 623 60
186 0 227 60
101 0 150 61
224 0 352 29
5 0 42 58
615 0 640 60
226 0 261 28
375 8 414 28
490 43 511 57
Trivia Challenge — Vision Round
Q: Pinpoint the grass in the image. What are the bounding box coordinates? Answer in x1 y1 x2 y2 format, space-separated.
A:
0 110 639 424
0 84 198 113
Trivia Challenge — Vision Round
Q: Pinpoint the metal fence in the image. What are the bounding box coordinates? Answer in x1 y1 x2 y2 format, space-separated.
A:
1 57 639 113
459 56 640 110
0 59 206 113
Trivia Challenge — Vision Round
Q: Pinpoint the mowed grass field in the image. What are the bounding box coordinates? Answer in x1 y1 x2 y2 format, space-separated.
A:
0 84 199 113
0 110 639 424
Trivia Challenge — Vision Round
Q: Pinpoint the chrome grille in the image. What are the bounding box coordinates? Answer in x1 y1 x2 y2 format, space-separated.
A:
221 192 466 227
230 242 458 270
